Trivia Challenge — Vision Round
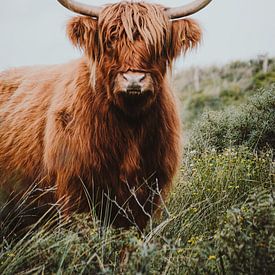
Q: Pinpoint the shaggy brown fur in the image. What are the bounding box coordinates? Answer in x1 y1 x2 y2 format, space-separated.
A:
0 2 201 230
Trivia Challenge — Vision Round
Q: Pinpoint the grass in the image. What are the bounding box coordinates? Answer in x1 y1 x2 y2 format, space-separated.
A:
0 147 273 274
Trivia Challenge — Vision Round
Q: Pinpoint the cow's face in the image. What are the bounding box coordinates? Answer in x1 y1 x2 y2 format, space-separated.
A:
67 2 201 115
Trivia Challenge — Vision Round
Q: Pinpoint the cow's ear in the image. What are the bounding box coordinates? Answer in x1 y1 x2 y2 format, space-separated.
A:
67 16 99 60
169 18 201 60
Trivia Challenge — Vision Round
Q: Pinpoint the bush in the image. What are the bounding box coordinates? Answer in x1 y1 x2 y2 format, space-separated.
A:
214 189 275 274
189 87 275 152
167 188 275 274
184 92 221 125
220 86 242 102
252 71 275 89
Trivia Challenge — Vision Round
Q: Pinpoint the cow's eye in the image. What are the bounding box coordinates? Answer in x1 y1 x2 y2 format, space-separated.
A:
106 35 117 50
106 41 113 49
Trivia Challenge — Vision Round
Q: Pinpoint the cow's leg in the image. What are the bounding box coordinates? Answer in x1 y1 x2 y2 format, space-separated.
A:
54 172 91 217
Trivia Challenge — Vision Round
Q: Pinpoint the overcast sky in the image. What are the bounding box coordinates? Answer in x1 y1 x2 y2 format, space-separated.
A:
0 0 275 71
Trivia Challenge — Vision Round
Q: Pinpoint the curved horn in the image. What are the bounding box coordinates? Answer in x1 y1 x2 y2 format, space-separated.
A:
166 0 212 19
57 0 103 17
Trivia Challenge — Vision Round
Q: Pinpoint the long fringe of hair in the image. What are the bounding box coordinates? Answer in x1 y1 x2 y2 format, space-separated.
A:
99 2 170 56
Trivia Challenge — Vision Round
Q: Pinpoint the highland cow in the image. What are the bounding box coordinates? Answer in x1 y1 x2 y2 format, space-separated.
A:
0 0 212 230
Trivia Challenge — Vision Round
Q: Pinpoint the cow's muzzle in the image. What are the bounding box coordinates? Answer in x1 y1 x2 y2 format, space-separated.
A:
115 71 154 96
123 72 145 94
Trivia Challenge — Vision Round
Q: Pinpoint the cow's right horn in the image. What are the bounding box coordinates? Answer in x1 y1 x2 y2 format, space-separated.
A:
57 0 102 18
166 0 212 20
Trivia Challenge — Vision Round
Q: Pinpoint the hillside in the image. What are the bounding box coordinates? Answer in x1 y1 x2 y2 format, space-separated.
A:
0 57 274 274
174 57 275 129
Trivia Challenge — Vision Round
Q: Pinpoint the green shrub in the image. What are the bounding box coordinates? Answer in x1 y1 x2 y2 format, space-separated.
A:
220 86 242 102
184 92 220 125
189 87 275 152
214 189 275 274
166 188 275 274
252 71 275 89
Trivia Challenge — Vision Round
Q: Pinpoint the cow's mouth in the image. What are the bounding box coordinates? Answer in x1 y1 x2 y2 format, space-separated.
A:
119 89 153 97
114 88 155 116
127 89 143 95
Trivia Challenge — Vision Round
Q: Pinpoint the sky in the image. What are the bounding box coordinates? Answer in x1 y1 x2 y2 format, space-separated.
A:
0 0 275 71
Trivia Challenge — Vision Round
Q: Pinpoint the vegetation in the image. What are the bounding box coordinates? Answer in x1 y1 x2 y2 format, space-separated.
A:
189 87 275 152
175 57 275 128
1 57 274 274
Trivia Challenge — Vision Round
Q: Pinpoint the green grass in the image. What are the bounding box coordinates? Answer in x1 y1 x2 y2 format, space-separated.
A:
0 147 273 274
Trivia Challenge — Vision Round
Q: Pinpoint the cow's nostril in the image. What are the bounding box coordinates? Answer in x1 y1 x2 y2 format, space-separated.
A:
139 74 146 81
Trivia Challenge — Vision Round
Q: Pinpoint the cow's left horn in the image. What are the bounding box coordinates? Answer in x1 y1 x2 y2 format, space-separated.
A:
166 0 212 19
57 0 102 17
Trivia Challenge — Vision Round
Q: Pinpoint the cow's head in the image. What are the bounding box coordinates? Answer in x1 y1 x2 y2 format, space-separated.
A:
59 0 212 115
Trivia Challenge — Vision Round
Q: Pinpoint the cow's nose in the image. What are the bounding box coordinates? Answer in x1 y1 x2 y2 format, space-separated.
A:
123 72 146 87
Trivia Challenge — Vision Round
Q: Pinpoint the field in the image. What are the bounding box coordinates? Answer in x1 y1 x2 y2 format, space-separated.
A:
0 57 274 274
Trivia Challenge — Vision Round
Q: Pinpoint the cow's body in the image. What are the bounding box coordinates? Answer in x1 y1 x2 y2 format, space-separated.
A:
0 57 180 229
0 1 204 230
